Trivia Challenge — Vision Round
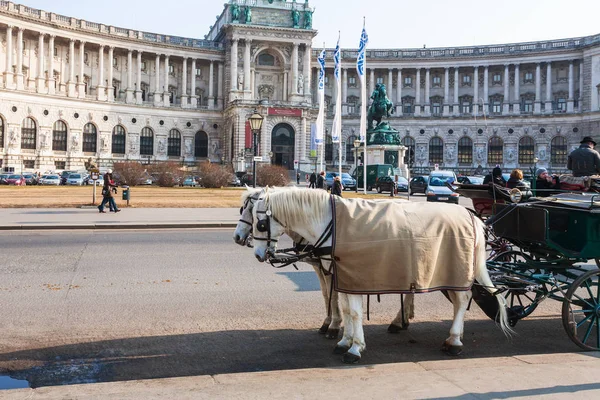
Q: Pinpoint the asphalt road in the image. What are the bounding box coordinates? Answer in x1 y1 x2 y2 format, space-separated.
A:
0 229 592 388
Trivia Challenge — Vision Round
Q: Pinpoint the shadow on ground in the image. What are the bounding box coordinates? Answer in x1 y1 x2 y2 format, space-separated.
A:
0 317 587 388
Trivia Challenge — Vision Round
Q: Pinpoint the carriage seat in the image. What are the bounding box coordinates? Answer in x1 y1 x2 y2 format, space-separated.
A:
558 174 600 191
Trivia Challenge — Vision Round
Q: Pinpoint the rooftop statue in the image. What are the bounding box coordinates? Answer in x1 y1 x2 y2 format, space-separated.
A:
367 83 394 131
243 6 252 24
292 9 300 28
231 3 240 21
304 9 313 29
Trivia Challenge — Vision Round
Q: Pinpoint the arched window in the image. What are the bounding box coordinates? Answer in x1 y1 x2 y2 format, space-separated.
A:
52 120 68 151
458 136 473 165
258 53 275 67
345 135 357 163
518 136 535 165
429 137 443 164
168 129 181 157
488 137 503 165
402 136 415 167
140 127 154 156
551 136 567 166
21 117 37 150
0 116 4 148
112 125 126 154
83 123 97 153
194 131 208 158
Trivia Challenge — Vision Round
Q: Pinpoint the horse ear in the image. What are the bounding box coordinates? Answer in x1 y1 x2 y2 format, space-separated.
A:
265 185 270 193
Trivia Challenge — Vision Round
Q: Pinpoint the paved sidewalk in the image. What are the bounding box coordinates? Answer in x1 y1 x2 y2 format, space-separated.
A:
0 207 240 230
3 353 600 399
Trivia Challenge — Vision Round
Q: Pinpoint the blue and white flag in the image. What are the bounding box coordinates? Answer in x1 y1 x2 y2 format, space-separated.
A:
356 21 368 143
331 34 342 144
315 47 326 145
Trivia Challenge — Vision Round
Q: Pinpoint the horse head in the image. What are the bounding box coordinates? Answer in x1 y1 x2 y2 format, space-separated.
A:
252 189 287 262
233 186 267 246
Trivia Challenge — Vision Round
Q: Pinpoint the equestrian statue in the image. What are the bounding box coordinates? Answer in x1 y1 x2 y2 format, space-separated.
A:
367 83 394 131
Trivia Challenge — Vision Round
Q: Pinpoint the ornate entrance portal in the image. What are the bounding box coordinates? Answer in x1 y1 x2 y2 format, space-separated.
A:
271 123 295 170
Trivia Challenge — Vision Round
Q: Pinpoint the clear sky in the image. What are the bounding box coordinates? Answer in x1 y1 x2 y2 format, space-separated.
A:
17 0 600 49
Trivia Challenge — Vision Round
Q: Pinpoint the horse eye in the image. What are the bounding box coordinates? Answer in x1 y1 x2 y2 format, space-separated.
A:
239 207 243 215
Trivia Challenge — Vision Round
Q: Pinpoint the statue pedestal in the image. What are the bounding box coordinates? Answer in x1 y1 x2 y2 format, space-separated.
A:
365 122 408 178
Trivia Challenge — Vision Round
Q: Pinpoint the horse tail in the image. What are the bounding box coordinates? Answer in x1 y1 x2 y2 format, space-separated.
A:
473 217 514 338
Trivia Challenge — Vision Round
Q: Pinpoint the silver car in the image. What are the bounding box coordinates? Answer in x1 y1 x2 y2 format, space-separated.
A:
39 174 61 185
66 173 85 186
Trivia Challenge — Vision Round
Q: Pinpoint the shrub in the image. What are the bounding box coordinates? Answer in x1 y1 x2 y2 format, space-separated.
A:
112 162 146 186
257 164 290 187
197 162 233 188
148 162 185 187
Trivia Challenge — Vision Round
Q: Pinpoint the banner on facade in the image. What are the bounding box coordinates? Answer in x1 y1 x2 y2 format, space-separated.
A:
268 108 302 117
245 121 252 149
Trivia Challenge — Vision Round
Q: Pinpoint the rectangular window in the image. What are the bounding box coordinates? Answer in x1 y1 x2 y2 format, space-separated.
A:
432 76 441 86
84 52 89 64
432 103 441 115
493 73 502 83
169 64 174 74
492 101 502 114
557 98 567 112
524 72 533 82
23 160 35 169
55 161 66 170
324 76 329 85
141 61 147 72
461 102 471 114
348 76 356 86
54 47 58 57
403 76 412 87
403 103 412 114
523 101 533 113
113 57 118 67
376 77 384 85
195 67 201 77
462 75 471 85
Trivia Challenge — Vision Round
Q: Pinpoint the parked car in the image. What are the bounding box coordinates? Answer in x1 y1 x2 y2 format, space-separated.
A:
60 170 78 185
375 176 409 193
182 176 199 187
229 175 241 187
6 174 26 186
426 170 459 204
241 174 254 186
0 173 8 184
325 172 357 191
22 174 39 185
457 176 484 185
409 175 428 195
85 174 104 186
39 174 61 185
66 173 85 186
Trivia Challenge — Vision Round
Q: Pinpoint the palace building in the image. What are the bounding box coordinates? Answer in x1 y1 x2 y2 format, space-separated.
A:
0 0 599 175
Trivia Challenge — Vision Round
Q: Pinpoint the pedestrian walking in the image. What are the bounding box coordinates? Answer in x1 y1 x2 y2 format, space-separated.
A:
98 169 120 213
331 175 343 197
296 171 300 185
316 171 325 189
567 136 600 177
309 171 317 188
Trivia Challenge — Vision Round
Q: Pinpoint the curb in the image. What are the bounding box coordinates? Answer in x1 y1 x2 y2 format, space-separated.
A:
0 223 238 231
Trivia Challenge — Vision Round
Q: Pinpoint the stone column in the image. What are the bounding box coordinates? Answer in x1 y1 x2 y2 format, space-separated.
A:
545 62 552 113
291 43 299 96
4 25 15 89
303 44 311 97
36 33 46 93
443 67 450 116
453 67 459 115
107 47 114 102
244 39 251 94
388 69 393 105
567 60 574 112
283 71 288 100
16 28 24 90
473 66 479 116
579 61 583 112
415 68 421 115
534 63 541 114
424 68 430 115
483 66 489 110
153 54 162 106
97 45 105 101
208 61 215 109
342 68 348 103
190 59 197 108
136 51 143 104
67 39 76 96
163 55 170 107
513 64 520 114
396 69 402 103
126 50 134 103
181 58 188 108
217 62 224 109
369 68 375 96
78 41 86 99
230 38 238 91
47 35 56 94
503 64 510 115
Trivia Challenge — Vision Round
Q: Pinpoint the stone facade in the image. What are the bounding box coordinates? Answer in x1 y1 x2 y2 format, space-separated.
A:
0 0 599 175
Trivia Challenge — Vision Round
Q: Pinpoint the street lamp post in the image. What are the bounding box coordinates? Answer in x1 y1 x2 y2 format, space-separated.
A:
353 139 361 193
248 109 264 188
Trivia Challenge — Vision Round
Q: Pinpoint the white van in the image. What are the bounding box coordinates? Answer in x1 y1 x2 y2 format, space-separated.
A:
426 170 459 204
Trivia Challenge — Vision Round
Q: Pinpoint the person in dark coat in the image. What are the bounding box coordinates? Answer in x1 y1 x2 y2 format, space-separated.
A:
316 171 325 189
296 172 300 185
98 169 120 213
331 176 343 197
567 136 600 177
535 168 560 197
483 166 506 186
506 168 527 189
308 171 317 189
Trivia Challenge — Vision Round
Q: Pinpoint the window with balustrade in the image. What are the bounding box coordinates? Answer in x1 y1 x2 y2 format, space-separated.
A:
488 137 503 165
429 137 444 165
458 137 473 165
459 95 473 114
551 136 568 166
518 136 535 165
21 118 37 150
430 96 442 116
140 127 154 156
402 96 414 114
112 125 126 154
168 129 181 157
82 123 97 153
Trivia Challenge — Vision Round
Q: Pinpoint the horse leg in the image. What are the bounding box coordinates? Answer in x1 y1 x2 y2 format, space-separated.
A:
313 264 332 334
312 264 341 339
442 290 471 356
342 294 365 364
334 293 353 354
388 294 415 333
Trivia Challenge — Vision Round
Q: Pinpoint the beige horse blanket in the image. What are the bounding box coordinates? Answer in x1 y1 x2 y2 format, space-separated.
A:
331 197 477 294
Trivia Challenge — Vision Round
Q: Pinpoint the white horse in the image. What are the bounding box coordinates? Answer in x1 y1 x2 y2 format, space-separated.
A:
233 187 414 340
250 188 512 363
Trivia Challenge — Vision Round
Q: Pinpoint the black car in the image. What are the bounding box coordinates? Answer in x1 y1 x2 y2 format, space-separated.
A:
22 174 39 185
409 176 428 195
375 176 408 193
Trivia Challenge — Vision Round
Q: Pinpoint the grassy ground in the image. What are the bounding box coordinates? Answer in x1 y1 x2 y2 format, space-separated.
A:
0 186 382 208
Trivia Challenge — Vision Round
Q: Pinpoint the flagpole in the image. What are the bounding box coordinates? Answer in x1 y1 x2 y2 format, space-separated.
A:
357 18 368 194
315 43 326 175
332 31 343 179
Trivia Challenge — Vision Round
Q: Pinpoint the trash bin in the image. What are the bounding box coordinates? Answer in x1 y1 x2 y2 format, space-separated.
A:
122 186 130 201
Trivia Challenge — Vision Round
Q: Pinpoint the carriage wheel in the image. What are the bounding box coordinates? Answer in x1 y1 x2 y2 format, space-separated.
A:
487 250 545 320
561 269 600 351
595 259 600 269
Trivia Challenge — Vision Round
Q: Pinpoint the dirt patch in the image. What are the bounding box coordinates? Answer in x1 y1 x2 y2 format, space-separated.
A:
0 186 382 208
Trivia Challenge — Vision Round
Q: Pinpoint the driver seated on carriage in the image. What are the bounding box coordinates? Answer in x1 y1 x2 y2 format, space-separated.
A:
535 168 560 197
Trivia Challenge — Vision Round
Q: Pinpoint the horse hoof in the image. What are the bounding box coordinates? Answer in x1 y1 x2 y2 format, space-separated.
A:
318 324 329 334
441 342 463 356
333 345 350 355
342 352 361 364
325 329 340 340
387 322 409 333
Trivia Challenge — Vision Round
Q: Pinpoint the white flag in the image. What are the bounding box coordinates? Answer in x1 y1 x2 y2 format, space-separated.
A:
315 47 326 146
331 34 342 144
356 22 368 143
